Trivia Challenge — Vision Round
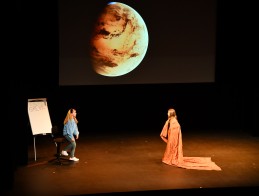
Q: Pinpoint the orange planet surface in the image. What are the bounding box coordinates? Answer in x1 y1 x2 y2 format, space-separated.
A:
90 2 149 77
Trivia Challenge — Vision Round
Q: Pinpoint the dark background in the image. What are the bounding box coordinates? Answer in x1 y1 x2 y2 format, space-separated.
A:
7 0 258 192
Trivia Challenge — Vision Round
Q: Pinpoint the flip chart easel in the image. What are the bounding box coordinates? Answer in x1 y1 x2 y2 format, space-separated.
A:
28 98 52 161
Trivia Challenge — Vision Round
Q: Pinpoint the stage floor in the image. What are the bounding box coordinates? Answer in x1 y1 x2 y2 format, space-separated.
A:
5 129 259 195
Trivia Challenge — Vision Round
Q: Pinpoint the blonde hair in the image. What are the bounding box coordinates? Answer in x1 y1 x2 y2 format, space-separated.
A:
64 108 78 125
168 108 177 119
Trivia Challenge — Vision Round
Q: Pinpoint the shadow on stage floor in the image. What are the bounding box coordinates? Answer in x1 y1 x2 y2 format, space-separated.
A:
4 129 259 195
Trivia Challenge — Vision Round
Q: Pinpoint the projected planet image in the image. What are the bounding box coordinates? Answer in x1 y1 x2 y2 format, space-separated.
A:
90 2 149 77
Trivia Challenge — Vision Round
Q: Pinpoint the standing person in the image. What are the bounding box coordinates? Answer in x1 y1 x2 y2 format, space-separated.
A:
61 108 80 161
160 108 221 171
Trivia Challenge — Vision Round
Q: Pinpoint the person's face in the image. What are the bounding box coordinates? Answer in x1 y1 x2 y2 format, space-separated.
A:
72 110 77 117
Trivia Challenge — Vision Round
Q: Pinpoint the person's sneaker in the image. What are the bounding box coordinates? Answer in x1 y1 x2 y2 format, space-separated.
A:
69 157 79 161
61 151 69 156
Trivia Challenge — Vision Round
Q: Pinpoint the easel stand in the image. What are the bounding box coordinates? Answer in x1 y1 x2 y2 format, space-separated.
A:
33 136 36 161
33 133 47 161
28 98 52 162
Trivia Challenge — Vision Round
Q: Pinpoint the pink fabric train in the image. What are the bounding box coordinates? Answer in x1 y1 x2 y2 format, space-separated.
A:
160 118 222 171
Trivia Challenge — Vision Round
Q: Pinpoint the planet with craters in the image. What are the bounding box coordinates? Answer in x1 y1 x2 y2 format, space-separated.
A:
90 2 149 77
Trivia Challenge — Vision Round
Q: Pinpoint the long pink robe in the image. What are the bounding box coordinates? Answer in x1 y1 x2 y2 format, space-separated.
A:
160 118 221 171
